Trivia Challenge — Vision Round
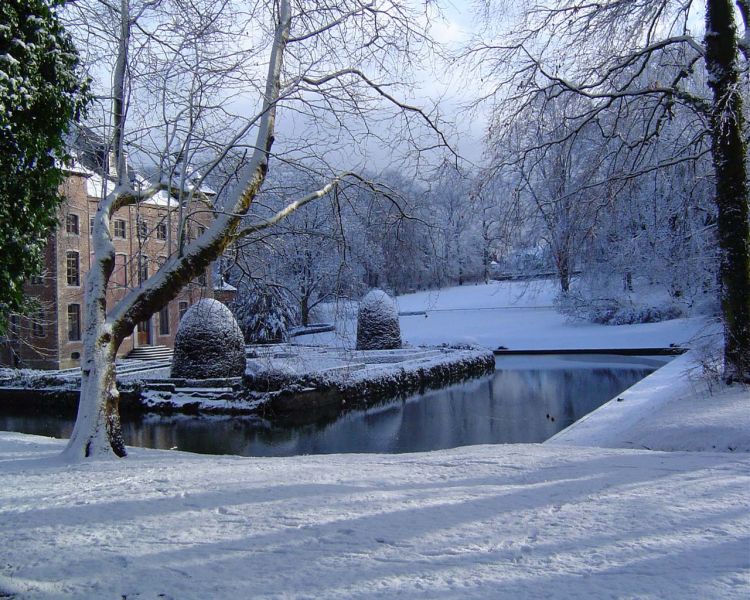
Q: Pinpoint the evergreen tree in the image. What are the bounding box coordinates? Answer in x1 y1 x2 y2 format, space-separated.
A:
0 0 88 331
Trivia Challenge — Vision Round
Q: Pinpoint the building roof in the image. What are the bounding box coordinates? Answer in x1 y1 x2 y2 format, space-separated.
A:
214 280 238 292
67 126 215 207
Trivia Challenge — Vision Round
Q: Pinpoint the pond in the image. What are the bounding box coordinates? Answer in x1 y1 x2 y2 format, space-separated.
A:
0 354 668 456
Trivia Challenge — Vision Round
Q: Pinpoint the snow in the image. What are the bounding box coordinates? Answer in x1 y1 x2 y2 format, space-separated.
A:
84 172 179 206
0 279 748 598
84 171 115 199
145 189 180 207
0 433 747 599
213 280 238 292
548 351 750 453
303 280 711 350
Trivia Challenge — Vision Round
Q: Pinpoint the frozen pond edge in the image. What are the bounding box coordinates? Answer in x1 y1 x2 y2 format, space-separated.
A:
546 351 695 447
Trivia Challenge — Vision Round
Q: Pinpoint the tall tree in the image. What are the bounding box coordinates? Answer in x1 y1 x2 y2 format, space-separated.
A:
0 0 88 330
469 0 749 379
705 0 750 380
62 0 447 459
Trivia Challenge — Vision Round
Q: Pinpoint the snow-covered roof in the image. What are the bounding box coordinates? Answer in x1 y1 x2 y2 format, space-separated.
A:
144 189 179 208
84 172 182 208
58 158 91 177
182 176 216 197
86 172 116 199
214 280 238 292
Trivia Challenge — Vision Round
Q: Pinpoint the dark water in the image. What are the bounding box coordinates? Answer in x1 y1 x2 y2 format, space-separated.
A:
0 355 666 457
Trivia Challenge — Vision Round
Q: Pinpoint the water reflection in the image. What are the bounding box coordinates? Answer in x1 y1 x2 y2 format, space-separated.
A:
0 356 661 457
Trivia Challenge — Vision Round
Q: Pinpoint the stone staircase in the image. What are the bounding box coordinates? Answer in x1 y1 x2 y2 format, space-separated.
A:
127 345 174 361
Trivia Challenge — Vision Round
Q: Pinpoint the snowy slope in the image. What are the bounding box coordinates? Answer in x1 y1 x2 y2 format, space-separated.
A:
548 352 750 453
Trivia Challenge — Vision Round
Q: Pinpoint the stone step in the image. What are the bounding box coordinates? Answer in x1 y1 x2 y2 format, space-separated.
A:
127 345 174 360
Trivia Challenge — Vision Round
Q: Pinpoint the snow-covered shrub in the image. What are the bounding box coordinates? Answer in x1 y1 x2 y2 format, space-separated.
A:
171 299 246 378
244 360 298 391
556 292 685 325
231 284 299 344
356 289 401 350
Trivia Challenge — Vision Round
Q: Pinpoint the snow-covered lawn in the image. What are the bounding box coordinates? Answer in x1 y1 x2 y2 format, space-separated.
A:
0 280 747 599
301 280 712 350
1 432 748 599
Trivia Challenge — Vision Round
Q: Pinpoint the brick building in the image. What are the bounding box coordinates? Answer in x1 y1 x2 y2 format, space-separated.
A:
1 157 217 370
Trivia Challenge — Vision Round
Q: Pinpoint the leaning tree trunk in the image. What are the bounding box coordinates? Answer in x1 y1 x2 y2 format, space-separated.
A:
705 0 750 381
62 324 126 459
62 247 127 459
62 0 292 459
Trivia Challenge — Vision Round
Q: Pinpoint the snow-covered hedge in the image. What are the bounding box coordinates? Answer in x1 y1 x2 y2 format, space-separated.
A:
557 293 685 325
245 359 298 392
356 289 402 350
171 299 246 378
267 347 496 414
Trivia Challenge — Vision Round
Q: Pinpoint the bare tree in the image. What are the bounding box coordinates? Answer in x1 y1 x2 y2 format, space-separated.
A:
231 166 347 326
500 94 605 292
469 183 506 284
62 0 448 459
468 0 749 379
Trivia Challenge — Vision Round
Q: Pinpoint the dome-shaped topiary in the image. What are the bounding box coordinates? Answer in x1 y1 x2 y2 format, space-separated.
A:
171 299 246 378
356 289 402 350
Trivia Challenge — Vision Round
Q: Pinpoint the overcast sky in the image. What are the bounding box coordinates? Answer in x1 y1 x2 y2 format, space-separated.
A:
268 0 489 178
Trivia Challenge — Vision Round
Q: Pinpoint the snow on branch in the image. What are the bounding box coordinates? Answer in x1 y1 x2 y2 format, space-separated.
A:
235 172 390 237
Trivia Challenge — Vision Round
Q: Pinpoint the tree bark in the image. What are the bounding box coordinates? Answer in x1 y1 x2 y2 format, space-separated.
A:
63 326 126 459
301 295 310 326
63 231 127 458
705 0 750 381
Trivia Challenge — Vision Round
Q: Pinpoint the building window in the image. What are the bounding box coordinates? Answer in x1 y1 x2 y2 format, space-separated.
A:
32 309 45 338
179 301 189 321
138 255 149 285
156 221 167 240
138 219 148 240
186 223 206 242
66 251 80 286
67 304 81 341
137 320 149 333
89 216 95 235
66 213 79 235
113 254 128 287
159 305 170 335
114 219 127 239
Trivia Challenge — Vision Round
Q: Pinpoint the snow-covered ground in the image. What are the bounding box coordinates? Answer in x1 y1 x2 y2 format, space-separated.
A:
300 280 712 350
1 431 748 599
548 351 750 453
1 280 748 599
